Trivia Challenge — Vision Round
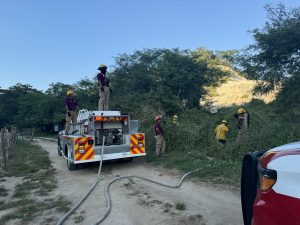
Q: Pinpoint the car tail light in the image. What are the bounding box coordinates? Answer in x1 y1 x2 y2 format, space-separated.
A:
137 136 144 141
78 142 85 153
79 142 85 149
258 165 277 191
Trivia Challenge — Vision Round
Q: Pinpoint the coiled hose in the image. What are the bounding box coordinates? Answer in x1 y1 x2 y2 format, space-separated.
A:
56 136 200 225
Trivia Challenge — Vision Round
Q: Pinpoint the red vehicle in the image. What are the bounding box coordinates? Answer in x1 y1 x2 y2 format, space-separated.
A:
241 142 300 225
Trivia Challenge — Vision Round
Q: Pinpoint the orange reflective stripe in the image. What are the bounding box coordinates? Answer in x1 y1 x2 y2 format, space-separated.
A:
85 149 95 160
74 137 94 161
131 137 144 153
81 147 94 160
130 148 138 154
130 134 145 154
75 138 83 144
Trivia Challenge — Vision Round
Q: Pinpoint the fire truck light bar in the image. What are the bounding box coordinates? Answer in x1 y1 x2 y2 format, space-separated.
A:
94 116 128 122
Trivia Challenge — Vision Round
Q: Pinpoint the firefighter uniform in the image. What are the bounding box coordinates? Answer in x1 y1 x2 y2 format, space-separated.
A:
173 115 179 126
214 120 229 144
97 64 110 111
154 115 166 156
65 91 78 134
234 108 250 142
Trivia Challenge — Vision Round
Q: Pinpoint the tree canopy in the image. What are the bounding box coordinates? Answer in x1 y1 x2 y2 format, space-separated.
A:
0 48 232 129
110 48 228 114
239 3 300 93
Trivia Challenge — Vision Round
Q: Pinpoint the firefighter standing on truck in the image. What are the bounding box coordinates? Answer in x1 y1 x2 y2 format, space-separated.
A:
97 64 110 110
214 120 229 145
65 90 79 134
154 115 166 156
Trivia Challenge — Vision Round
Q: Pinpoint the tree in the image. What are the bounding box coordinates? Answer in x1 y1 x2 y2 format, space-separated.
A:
110 48 225 114
17 92 51 128
74 78 98 110
0 84 39 128
239 3 300 93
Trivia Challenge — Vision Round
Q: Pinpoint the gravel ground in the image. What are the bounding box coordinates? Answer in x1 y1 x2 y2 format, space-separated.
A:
10 138 244 225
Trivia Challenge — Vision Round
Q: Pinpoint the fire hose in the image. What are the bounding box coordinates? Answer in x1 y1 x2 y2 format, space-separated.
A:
56 137 199 225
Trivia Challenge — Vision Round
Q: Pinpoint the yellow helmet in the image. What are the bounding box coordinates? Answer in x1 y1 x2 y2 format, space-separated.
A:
221 120 228 124
238 108 246 114
173 115 178 119
67 90 74 96
98 64 107 70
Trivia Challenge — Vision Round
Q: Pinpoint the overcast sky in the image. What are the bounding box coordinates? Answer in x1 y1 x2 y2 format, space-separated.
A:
0 0 299 91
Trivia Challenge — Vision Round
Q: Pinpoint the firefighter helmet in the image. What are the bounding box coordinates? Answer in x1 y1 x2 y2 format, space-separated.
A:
155 115 162 121
221 120 228 124
98 64 107 70
67 90 74 96
238 108 246 114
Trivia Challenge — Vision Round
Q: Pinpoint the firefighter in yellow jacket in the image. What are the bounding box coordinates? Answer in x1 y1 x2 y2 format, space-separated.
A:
172 114 179 126
214 120 229 145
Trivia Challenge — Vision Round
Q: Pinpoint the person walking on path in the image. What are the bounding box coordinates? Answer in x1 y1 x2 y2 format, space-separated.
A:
65 90 79 134
154 115 166 156
214 120 229 145
97 64 110 110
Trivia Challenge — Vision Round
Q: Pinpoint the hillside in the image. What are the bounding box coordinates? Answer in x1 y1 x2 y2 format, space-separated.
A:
200 73 278 111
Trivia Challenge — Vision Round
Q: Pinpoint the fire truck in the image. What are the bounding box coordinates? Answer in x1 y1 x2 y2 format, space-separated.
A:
57 109 146 170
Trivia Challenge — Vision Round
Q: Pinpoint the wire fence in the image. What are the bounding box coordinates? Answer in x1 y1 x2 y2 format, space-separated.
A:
0 127 17 168
18 128 35 142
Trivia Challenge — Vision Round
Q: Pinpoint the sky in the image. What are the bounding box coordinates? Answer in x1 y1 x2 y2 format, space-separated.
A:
0 0 299 91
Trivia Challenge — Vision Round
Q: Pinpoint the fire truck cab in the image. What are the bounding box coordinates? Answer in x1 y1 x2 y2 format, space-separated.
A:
57 109 146 170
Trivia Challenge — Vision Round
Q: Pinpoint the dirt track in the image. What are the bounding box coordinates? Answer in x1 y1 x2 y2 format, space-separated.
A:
36 138 243 225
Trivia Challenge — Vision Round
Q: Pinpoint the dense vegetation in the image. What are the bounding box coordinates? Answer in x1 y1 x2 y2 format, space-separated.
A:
0 4 299 185
0 47 233 129
239 3 300 114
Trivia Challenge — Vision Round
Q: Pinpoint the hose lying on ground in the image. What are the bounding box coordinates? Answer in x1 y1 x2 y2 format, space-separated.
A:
56 137 106 225
56 136 200 225
91 168 200 225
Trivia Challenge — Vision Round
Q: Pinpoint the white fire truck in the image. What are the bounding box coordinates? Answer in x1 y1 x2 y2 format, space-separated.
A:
57 109 146 170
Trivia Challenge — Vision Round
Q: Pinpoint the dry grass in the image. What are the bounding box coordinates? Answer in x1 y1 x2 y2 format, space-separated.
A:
201 77 278 109
0 140 71 224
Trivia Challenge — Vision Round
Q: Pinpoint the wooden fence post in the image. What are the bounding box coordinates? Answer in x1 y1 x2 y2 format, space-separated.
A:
3 128 9 166
0 129 4 168
0 127 17 169
11 127 17 144
30 127 35 142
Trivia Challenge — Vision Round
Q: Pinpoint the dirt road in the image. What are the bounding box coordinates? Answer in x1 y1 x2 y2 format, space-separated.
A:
36 138 243 225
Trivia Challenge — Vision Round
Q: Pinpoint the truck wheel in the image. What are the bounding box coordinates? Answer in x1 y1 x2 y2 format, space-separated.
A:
57 138 62 156
67 150 77 170
122 157 133 163
241 150 267 225
241 153 257 225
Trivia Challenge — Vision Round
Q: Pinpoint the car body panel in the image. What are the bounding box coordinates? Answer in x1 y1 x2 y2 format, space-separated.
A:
251 142 300 225
268 155 300 199
252 189 300 225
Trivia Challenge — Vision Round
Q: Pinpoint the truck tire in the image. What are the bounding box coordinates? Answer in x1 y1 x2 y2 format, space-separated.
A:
67 148 77 170
122 157 133 162
57 137 62 156
241 150 267 225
